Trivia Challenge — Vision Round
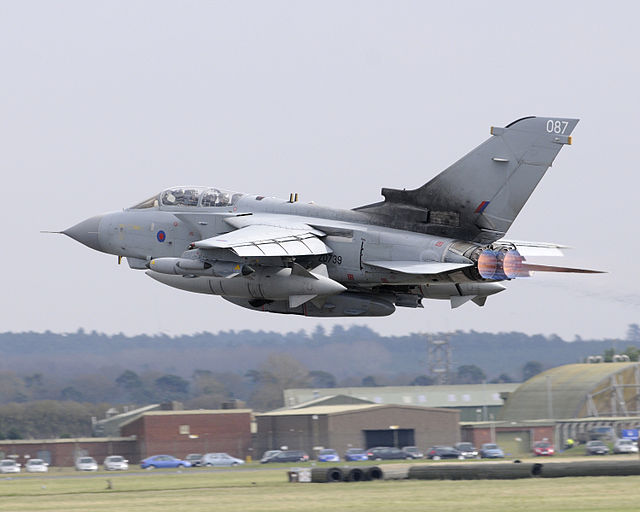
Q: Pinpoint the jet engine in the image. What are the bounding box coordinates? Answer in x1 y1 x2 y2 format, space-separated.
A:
445 240 600 282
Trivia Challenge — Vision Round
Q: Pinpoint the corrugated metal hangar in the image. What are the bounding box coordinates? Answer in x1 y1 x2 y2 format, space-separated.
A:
255 403 459 455
500 362 640 420
500 362 640 447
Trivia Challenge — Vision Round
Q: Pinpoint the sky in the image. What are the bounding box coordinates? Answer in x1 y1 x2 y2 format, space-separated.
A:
1 1 639 339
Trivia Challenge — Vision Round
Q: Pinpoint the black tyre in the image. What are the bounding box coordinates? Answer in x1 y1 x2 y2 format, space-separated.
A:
345 468 365 482
366 466 383 480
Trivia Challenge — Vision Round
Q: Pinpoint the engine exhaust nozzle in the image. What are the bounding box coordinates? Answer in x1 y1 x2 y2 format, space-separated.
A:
502 250 524 279
477 250 498 279
477 249 524 280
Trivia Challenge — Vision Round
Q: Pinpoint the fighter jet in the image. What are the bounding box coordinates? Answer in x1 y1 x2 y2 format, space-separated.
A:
62 116 601 317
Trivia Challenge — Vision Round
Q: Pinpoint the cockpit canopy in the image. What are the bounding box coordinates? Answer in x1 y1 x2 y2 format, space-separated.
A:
130 187 243 209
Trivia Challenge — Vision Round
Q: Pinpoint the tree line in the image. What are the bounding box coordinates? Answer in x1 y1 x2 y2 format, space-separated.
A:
2 325 638 381
0 352 548 435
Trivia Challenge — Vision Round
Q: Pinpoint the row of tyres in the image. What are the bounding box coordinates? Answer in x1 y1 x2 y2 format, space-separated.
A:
408 461 640 480
311 466 384 483
309 461 640 482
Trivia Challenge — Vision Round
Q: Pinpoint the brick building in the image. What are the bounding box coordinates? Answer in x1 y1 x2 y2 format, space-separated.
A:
0 437 136 467
120 409 252 461
460 421 555 456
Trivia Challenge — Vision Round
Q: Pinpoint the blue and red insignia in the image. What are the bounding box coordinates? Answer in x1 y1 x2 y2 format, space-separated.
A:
157 230 166 242
475 201 490 214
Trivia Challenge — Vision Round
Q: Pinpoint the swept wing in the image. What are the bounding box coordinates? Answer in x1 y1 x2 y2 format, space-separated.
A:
192 224 332 257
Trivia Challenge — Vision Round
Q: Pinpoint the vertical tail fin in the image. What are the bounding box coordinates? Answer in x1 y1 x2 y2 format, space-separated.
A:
363 116 579 243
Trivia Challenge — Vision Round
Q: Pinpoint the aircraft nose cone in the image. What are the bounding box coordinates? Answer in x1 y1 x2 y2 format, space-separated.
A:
63 215 104 251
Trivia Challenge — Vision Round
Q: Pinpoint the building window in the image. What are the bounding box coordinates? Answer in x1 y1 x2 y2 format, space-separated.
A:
179 425 190 435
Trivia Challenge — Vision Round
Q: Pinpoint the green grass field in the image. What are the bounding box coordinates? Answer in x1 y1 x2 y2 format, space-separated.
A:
1 463 640 512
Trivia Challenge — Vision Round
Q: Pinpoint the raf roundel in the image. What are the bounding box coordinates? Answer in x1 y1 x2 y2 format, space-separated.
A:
156 230 166 242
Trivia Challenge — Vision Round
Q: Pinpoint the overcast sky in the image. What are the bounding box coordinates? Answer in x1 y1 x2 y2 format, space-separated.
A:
1 1 638 339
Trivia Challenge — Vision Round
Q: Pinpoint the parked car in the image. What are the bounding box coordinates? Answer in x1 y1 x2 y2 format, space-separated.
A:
185 453 203 467
578 426 617 443
200 453 245 467
261 450 309 463
613 438 638 454
0 459 21 474
479 443 505 458
367 447 413 460
344 448 368 462
260 450 282 463
75 456 98 471
621 428 639 442
104 455 129 471
532 441 555 456
140 455 192 469
317 449 340 462
402 446 424 459
454 442 479 459
585 440 609 456
25 459 48 473
426 446 464 460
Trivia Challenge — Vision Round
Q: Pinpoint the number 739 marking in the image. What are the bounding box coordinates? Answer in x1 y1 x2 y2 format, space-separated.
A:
319 254 342 265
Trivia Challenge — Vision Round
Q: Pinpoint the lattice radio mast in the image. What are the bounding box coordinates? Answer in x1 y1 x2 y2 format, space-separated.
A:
428 335 452 385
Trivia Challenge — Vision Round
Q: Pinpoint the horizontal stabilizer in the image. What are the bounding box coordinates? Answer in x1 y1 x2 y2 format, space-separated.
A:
364 260 472 275
501 239 568 257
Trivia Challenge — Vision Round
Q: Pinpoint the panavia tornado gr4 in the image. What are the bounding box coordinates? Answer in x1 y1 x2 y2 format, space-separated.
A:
62 116 601 317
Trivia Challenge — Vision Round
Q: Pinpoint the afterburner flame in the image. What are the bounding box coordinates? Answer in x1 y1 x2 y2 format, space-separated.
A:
502 250 524 278
477 250 498 279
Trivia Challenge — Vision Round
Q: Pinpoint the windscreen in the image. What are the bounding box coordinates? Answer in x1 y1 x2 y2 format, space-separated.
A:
130 194 160 209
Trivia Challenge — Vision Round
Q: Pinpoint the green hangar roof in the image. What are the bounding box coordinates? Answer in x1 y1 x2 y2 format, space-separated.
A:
284 384 518 409
500 362 640 421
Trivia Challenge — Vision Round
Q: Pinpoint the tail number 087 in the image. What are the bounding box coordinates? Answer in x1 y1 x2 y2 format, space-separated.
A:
546 119 569 134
